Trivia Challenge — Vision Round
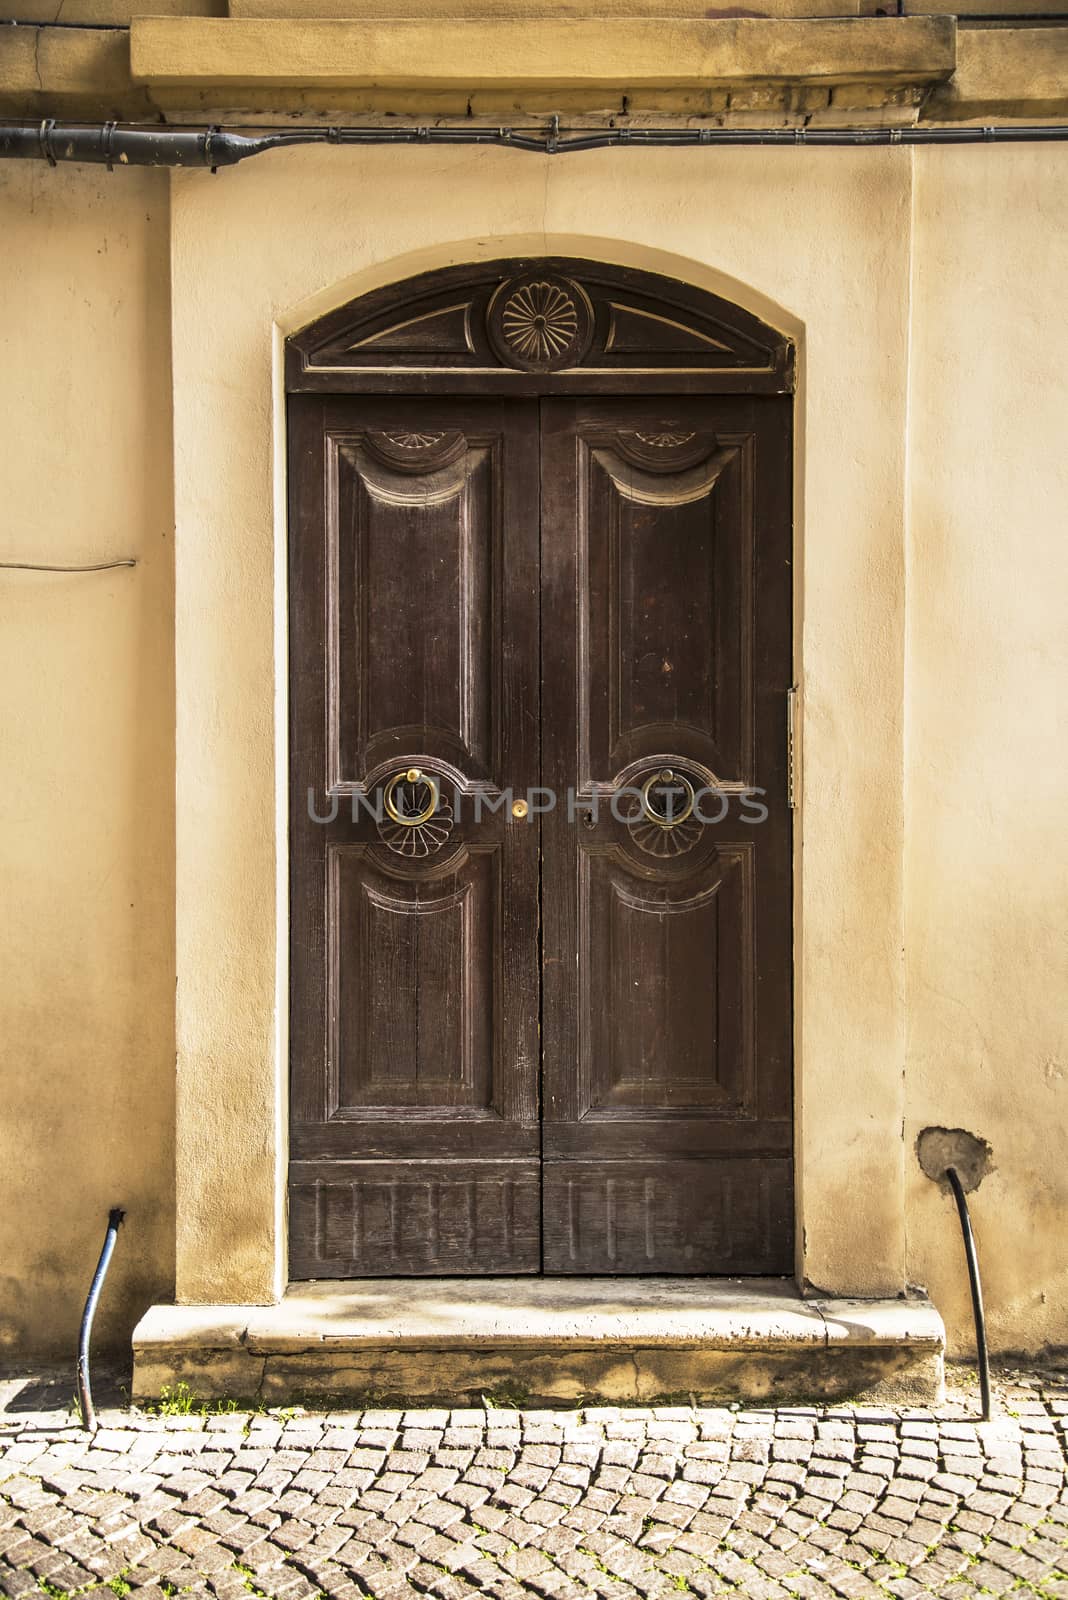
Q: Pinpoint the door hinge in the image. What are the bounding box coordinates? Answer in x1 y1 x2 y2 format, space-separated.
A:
787 686 800 810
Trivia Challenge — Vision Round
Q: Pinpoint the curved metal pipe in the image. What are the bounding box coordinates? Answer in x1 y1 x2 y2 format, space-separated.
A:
76 1207 125 1434
945 1167 992 1421
3 118 1068 168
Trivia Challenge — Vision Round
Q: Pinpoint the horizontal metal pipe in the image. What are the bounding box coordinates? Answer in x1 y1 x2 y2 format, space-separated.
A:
3 117 1068 168
0 121 309 167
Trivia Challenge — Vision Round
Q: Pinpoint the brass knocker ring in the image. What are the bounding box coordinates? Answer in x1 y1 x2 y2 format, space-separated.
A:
383 768 440 828
640 768 695 829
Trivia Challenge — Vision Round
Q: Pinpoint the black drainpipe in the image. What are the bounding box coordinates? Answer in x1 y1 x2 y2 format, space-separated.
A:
4 118 1068 168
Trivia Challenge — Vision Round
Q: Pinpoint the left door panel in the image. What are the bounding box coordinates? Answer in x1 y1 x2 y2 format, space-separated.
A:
288 398 541 1275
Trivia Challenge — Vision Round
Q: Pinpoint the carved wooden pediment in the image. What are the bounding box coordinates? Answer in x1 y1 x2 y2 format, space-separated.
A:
287 258 794 395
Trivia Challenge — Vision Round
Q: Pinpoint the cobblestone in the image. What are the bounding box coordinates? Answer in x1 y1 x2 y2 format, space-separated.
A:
0 1367 1066 1599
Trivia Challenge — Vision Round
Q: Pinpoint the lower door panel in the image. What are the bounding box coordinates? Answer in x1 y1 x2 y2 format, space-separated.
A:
290 1159 541 1276
541 1159 794 1274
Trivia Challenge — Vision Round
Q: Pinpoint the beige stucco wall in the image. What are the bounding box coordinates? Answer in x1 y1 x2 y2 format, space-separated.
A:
904 148 1068 1356
166 141 1068 1354
0 163 176 1358
1 139 1065 1362
169 144 912 1311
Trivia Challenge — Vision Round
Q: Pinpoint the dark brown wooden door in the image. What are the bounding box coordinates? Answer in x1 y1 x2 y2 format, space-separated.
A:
540 399 794 1274
289 393 793 1277
288 398 542 1275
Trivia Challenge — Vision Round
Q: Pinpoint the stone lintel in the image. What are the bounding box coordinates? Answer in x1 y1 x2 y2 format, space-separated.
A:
127 16 956 97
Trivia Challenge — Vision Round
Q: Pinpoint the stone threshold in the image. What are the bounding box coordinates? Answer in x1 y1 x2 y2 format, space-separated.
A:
132 1278 945 1407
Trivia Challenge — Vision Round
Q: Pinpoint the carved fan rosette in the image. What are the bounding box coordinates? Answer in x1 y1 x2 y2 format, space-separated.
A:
363 430 466 472
486 272 594 373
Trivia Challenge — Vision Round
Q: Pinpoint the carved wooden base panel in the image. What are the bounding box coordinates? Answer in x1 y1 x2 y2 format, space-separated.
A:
542 1161 794 1275
290 1162 541 1277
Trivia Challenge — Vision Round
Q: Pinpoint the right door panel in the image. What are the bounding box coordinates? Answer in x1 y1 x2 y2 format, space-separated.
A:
540 398 794 1274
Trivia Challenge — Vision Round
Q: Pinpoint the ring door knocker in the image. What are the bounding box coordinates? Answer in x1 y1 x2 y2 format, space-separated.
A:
628 766 703 858
377 767 454 858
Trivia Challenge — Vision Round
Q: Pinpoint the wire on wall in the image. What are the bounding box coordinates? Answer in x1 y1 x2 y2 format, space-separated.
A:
0 559 137 572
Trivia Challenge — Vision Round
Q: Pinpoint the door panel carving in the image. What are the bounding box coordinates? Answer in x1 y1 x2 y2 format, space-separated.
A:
578 842 754 1119
331 845 499 1115
579 432 752 786
332 432 499 786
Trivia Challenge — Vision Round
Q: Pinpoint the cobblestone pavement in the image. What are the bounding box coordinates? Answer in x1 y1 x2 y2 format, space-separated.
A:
2 1366 1066 1600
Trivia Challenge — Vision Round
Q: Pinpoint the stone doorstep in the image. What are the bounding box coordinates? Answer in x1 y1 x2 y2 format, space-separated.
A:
132 1278 945 1407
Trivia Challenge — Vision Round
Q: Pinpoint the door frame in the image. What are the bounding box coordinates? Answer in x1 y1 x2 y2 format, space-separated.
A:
285 257 796 1277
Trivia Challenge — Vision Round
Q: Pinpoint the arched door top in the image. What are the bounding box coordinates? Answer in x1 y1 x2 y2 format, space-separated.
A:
286 257 794 397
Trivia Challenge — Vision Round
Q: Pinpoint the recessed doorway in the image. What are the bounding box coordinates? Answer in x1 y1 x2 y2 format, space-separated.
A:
286 259 794 1277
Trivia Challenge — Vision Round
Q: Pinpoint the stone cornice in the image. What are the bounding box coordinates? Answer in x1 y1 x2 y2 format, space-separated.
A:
0 13 1066 126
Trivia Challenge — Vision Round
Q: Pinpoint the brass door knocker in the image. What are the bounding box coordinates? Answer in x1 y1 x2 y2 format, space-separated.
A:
640 768 695 828
383 768 440 827
625 766 702 858
378 768 453 858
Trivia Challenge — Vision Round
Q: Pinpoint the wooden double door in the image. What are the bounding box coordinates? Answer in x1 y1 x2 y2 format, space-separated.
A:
289 393 793 1277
